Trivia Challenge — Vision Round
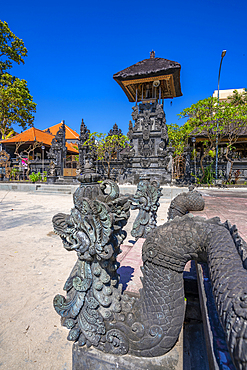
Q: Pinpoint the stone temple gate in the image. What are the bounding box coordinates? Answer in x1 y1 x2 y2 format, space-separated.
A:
113 51 182 184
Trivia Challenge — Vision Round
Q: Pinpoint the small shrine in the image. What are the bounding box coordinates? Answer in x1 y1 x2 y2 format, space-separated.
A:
113 51 182 184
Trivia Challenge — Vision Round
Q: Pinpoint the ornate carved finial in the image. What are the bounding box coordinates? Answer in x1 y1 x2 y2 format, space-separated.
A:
78 119 95 169
108 123 122 136
76 159 101 184
150 50 155 58
80 119 90 141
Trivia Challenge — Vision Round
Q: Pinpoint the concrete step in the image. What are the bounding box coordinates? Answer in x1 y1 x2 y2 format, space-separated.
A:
36 185 74 194
0 182 190 199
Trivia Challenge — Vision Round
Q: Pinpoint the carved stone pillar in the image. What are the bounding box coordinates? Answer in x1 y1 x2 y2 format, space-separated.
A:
47 122 67 177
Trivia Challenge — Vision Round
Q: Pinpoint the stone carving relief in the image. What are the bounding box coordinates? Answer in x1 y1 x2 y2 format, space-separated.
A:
130 103 168 160
0 150 11 179
47 122 67 176
48 160 56 176
167 186 205 220
157 143 174 172
130 177 162 240
138 138 154 157
131 106 139 122
78 119 94 169
140 158 151 168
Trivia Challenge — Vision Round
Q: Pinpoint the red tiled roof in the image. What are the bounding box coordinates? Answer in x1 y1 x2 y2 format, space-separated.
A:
0 127 79 154
0 127 54 145
44 122 79 140
66 142 79 154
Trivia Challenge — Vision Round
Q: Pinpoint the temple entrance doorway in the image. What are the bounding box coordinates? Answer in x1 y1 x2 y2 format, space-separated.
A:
64 154 78 177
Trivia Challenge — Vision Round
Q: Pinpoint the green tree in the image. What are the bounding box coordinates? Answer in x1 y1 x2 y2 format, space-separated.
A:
167 122 193 179
0 20 36 139
0 20 27 74
227 89 247 106
178 96 247 182
0 73 36 139
167 122 192 157
83 132 130 179
179 97 225 181
222 103 247 182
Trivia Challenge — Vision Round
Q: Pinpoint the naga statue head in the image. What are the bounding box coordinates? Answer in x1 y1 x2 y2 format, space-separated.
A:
52 164 131 351
167 188 205 220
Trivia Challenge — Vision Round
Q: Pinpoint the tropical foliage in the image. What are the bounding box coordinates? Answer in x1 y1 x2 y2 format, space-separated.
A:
167 122 192 179
0 73 36 139
0 20 36 139
227 89 247 106
170 94 247 183
0 20 27 74
83 131 130 178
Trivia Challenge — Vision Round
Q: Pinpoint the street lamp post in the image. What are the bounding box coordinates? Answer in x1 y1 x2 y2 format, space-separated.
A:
191 137 196 181
41 146 45 180
215 50 227 181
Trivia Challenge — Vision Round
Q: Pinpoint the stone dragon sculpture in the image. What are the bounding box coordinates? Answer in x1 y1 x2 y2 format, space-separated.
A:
130 177 162 240
53 171 247 370
167 185 205 220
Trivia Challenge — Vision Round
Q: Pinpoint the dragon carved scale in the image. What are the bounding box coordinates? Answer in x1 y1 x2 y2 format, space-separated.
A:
53 178 247 370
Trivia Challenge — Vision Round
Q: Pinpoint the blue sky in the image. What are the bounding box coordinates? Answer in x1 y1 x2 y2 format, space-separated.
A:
1 0 247 135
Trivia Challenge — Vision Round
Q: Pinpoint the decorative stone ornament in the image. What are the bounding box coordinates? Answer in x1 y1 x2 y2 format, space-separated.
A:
47 122 67 176
53 163 131 352
167 186 205 220
53 172 247 369
130 176 162 240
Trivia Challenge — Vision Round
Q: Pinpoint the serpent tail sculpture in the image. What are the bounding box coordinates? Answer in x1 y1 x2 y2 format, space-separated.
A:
167 186 205 220
53 172 247 370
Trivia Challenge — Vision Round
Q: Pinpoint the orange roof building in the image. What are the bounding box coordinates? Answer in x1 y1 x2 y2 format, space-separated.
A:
44 121 79 142
1 127 54 146
0 127 78 154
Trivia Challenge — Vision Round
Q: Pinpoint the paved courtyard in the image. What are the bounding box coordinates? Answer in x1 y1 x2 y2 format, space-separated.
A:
0 188 246 369
193 189 247 240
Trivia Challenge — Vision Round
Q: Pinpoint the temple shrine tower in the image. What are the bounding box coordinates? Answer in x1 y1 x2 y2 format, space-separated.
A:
113 51 182 184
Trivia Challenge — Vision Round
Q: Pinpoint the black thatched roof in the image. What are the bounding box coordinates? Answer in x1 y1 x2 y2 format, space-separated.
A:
113 53 182 100
113 57 181 80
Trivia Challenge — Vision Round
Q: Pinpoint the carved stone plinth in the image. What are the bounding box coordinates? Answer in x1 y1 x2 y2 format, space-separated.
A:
72 332 183 370
47 176 57 183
